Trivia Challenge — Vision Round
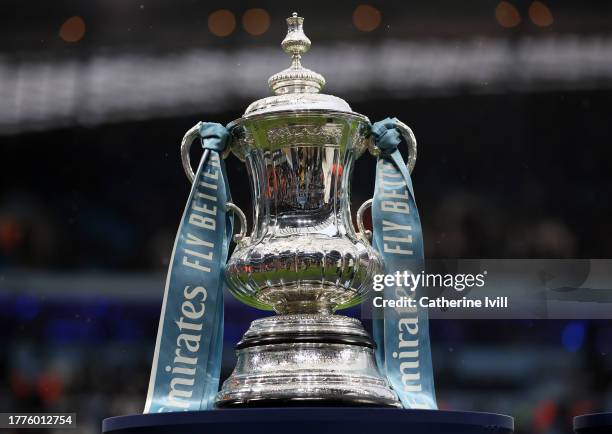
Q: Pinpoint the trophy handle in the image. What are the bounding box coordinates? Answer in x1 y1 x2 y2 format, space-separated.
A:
356 198 373 242
226 202 249 244
181 122 233 182
180 123 201 183
395 119 417 174
358 120 418 243
367 119 417 173
180 123 248 245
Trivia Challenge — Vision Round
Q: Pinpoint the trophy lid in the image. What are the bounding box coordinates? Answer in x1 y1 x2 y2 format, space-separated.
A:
267 12 325 95
241 12 357 118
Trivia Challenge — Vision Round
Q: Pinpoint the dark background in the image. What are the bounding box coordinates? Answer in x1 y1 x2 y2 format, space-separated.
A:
1 1 612 433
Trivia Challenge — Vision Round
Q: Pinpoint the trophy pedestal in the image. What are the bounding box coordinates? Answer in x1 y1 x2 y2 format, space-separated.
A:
574 413 612 434
103 409 514 434
216 314 399 408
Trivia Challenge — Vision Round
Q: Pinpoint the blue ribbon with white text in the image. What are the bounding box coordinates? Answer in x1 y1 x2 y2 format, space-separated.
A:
144 123 232 412
371 117 437 409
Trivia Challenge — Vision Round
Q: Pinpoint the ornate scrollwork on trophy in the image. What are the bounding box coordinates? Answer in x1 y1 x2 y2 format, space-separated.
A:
265 124 344 147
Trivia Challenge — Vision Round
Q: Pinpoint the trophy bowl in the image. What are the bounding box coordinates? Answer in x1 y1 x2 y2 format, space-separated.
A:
225 112 382 314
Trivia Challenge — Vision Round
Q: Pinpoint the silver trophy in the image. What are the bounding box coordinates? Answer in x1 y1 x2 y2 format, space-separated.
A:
181 13 416 408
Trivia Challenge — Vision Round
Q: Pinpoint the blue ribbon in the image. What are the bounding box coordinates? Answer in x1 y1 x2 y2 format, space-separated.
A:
144 122 232 412
371 117 437 409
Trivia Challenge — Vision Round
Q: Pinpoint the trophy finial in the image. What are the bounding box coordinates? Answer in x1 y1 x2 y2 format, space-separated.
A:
268 13 325 95
281 12 311 66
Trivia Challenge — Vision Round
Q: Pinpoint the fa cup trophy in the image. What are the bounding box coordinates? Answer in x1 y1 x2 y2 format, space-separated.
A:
215 13 400 407
143 12 435 413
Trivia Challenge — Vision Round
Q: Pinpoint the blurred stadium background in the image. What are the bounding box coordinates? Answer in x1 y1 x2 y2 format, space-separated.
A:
1 1 612 433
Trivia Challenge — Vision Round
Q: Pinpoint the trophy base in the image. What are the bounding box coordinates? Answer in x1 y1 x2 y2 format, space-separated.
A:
103 409 514 434
216 395 398 408
215 314 400 408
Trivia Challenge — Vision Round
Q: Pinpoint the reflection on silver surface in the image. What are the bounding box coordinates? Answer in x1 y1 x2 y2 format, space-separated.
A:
225 117 381 314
